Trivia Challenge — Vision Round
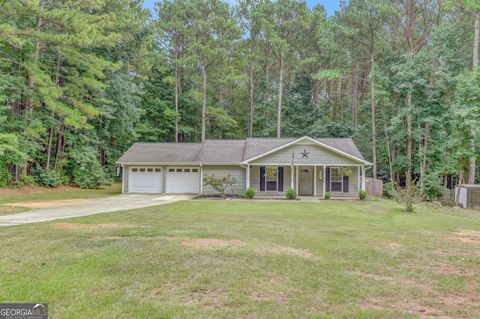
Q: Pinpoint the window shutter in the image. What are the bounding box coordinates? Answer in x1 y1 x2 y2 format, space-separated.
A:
343 175 349 193
278 167 284 192
326 167 330 192
260 166 265 191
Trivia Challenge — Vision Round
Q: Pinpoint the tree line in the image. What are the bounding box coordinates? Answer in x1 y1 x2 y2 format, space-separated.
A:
0 0 479 196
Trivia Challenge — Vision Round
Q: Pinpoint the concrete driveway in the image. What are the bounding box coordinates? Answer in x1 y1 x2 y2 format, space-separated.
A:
0 194 193 227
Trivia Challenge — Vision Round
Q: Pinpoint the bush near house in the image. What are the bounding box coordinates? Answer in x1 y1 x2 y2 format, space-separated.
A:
324 192 331 199
286 188 297 199
245 187 256 199
359 190 367 200
203 174 237 196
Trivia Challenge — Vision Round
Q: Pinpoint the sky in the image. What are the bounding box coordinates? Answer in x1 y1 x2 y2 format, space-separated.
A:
142 0 341 16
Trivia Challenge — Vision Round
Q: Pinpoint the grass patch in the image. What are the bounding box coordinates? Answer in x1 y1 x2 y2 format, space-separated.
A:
0 184 121 205
0 199 479 318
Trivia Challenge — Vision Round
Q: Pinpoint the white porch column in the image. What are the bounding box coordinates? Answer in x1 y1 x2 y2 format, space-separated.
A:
313 166 317 196
246 165 250 189
295 165 299 192
121 165 125 194
322 165 326 198
357 165 361 191
199 164 203 195
290 165 294 189
361 165 366 191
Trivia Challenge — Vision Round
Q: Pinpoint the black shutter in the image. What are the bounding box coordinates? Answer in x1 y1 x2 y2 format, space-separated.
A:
278 167 284 192
260 166 265 191
343 175 349 193
325 167 330 192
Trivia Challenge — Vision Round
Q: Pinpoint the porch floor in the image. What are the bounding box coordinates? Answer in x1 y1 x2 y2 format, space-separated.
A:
254 195 359 201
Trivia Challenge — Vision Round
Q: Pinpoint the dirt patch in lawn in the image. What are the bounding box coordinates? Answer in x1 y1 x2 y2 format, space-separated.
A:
384 242 404 250
0 205 28 215
259 245 313 258
250 291 289 303
362 299 443 318
447 229 480 244
51 223 139 231
435 248 480 257
182 238 244 250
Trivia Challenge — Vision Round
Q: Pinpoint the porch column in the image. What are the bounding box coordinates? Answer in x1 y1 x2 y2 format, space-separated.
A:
121 165 125 194
322 165 326 198
357 165 361 191
291 165 294 189
199 164 203 194
295 165 299 192
314 166 317 196
246 165 250 189
361 165 366 191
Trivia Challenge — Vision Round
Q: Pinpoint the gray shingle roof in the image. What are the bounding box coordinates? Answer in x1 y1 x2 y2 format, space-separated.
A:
117 137 366 164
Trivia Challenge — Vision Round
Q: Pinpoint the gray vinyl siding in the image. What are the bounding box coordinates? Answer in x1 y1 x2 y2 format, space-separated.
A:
250 143 362 165
202 165 246 195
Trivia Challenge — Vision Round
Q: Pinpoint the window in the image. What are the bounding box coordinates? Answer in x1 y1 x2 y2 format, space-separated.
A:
139 168 145 172
169 168 175 172
184 169 190 172
132 168 138 172
155 168 161 172
192 168 198 172
330 167 343 192
176 168 183 172
265 167 278 191
147 168 153 172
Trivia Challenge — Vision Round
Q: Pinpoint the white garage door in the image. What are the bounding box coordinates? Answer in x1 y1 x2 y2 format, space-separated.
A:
166 167 200 193
129 167 162 193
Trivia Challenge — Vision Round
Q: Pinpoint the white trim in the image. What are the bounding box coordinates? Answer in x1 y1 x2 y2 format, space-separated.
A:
358 165 361 191
116 162 229 166
241 136 370 165
295 165 299 193
250 163 364 167
246 165 250 189
199 164 203 194
330 167 343 192
314 166 317 196
361 166 366 191
322 166 326 198
121 164 125 194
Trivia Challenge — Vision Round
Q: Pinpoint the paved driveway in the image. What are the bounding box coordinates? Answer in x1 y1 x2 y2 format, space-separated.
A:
0 194 193 227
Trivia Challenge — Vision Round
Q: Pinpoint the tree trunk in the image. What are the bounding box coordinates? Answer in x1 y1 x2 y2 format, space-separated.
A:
468 10 480 184
351 66 359 127
54 120 64 169
174 57 180 143
26 0 45 114
406 85 413 189
277 50 284 138
381 103 393 180
248 61 255 137
45 114 54 170
420 123 429 193
311 79 319 111
370 54 377 179
201 64 207 143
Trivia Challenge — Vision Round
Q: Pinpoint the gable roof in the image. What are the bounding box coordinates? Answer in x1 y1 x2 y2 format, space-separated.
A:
117 136 369 165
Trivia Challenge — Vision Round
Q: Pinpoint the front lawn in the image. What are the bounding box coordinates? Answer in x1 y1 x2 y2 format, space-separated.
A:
0 184 121 206
0 199 479 318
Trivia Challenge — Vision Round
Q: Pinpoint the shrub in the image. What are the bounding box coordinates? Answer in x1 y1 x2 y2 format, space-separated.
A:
68 146 110 189
32 167 60 187
324 191 331 199
203 174 237 196
383 181 396 199
359 190 367 200
423 172 443 201
286 188 297 199
245 187 256 199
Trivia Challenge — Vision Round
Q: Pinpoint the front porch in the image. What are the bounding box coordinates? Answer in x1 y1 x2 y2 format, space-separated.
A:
246 164 365 199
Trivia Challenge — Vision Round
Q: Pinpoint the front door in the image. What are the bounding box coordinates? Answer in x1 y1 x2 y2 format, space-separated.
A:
299 166 313 195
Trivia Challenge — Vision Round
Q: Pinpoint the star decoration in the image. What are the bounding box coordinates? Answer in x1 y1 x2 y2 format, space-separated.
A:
301 149 309 158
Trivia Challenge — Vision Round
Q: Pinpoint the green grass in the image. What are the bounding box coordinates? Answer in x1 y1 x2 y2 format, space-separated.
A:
0 184 121 205
0 199 479 318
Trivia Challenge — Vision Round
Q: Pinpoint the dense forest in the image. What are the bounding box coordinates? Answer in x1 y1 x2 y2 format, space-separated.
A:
0 0 479 198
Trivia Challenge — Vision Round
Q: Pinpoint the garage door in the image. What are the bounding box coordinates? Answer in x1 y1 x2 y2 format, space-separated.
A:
129 167 162 193
166 167 200 193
